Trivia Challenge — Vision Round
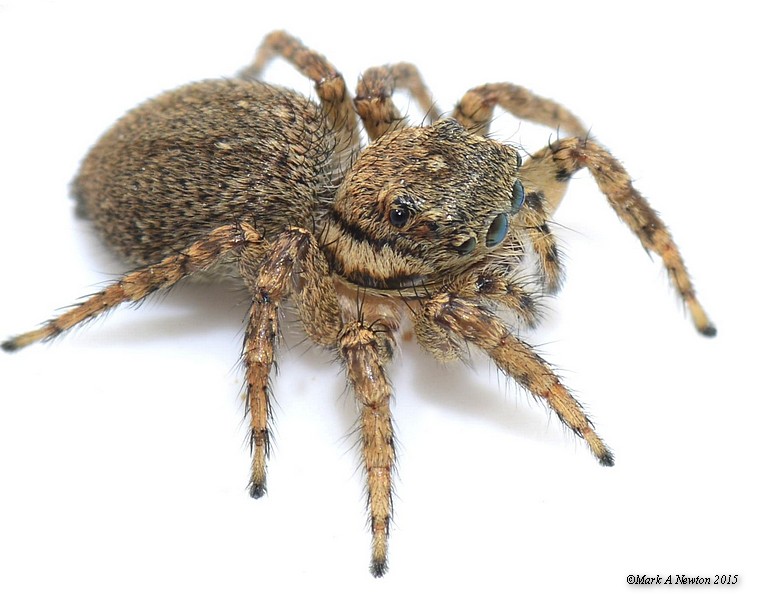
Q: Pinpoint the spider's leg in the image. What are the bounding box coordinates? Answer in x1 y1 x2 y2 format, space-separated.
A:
510 190 566 295
338 321 395 578
2 222 264 352
242 268 281 499
453 82 588 138
416 292 614 466
240 227 342 497
521 138 715 336
238 30 359 155
355 63 442 141
452 82 714 334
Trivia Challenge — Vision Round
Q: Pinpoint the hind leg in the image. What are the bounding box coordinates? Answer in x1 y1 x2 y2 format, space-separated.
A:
239 30 360 155
355 62 442 140
2 222 264 351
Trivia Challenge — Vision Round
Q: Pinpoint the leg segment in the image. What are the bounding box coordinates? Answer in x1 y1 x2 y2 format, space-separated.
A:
2 222 264 352
239 227 343 497
355 63 442 141
510 193 566 295
244 296 277 499
338 321 395 577
417 293 614 466
521 138 716 336
238 30 359 155
453 82 588 138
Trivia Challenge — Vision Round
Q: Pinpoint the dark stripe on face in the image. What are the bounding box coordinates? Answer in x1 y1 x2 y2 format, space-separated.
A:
322 208 430 289
338 270 428 290
325 207 428 260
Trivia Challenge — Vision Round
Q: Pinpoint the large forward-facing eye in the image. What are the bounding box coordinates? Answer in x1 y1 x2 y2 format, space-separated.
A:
389 206 410 228
486 213 509 247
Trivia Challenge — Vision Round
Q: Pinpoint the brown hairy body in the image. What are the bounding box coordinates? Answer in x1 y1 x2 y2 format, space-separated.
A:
3 31 715 577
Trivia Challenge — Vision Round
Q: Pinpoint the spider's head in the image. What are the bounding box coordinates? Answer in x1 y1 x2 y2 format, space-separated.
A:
323 119 524 290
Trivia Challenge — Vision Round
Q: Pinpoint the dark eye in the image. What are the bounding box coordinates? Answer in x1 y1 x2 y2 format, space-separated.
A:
453 236 477 255
486 213 509 247
389 206 410 228
511 180 525 214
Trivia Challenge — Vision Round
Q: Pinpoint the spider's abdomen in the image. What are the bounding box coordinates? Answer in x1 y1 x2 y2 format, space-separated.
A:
74 79 335 265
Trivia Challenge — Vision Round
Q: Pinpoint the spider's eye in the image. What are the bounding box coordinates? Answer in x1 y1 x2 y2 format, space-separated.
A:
453 236 477 255
389 206 410 228
486 213 509 247
511 180 525 214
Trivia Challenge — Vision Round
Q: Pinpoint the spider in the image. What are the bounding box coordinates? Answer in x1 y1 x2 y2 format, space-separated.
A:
3 31 716 577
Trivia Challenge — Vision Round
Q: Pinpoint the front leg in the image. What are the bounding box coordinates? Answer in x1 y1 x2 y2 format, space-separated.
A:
416 292 614 466
518 138 716 336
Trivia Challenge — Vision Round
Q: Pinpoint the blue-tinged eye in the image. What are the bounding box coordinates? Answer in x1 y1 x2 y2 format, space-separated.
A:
486 213 509 247
453 236 477 255
511 180 525 214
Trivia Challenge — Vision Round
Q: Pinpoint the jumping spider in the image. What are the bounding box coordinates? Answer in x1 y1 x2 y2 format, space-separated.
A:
3 31 716 577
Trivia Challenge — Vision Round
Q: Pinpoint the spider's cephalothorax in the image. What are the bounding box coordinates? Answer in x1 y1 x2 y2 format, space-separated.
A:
3 31 716 577
322 118 525 290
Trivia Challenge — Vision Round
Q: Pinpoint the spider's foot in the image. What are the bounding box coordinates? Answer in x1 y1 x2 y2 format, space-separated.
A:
688 298 717 338
248 446 268 498
2 328 48 352
699 323 718 337
698 321 717 338
1 338 20 352
598 449 615 467
370 557 388 578
248 482 267 499
248 474 267 499
583 427 614 467
370 529 389 577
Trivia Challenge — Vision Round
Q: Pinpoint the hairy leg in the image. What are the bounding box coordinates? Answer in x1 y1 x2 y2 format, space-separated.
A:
416 292 613 466
338 321 395 577
453 82 588 138
355 63 442 141
239 227 343 497
520 138 716 336
239 30 359 155
2 222 264 351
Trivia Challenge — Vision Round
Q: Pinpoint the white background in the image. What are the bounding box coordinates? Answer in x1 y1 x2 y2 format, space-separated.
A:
1 1 756 598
